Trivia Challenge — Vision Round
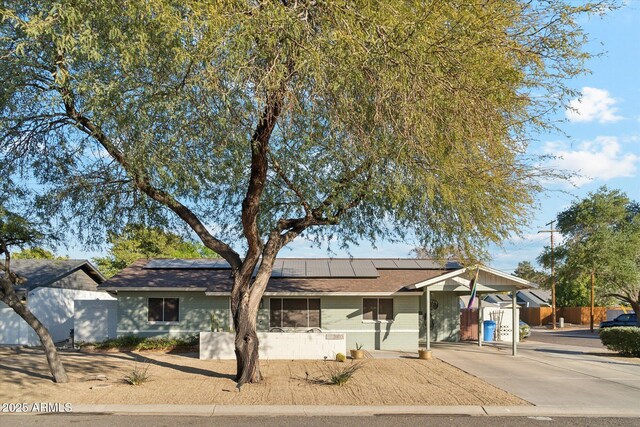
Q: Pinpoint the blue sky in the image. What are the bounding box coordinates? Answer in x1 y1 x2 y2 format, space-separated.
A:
63 3 640 273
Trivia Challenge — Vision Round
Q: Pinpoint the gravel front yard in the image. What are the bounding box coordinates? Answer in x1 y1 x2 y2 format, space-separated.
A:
0 347 529 406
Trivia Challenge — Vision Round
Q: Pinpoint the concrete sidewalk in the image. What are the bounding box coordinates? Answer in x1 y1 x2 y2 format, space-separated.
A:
432 340 640 411
10 403 631 417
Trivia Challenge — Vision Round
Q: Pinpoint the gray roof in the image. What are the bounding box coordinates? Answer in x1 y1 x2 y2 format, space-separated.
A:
519 289 551 305
483 289 552 306
1 259 105 291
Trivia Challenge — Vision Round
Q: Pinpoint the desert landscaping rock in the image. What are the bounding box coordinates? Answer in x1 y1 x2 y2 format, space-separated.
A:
0 348 528 406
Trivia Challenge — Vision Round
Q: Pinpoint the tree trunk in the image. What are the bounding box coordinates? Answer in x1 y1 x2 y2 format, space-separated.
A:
233 290 262 386
1 290 69 383
632 300 640 327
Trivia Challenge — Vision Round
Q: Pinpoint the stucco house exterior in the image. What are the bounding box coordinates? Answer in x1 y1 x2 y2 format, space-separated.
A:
0 259 110 345
100 258 536 353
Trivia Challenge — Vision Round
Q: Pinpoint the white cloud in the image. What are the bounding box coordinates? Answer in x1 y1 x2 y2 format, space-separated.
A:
544 136 638 186
566 87 622 123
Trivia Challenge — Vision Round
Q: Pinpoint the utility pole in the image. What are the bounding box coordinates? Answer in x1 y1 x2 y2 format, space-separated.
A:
539 220 557 330
590 269 595 333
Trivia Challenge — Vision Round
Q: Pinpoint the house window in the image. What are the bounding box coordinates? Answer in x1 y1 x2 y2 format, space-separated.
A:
148 298 179 322
363 298 394 322
269 298 321 328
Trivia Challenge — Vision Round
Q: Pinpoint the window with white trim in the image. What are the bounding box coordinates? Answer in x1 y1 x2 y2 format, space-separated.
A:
269 298 321 328
148 298 179 322
363 298 393 321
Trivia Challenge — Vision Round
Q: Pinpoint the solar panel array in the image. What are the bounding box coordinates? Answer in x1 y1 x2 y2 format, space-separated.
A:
144 258 456 278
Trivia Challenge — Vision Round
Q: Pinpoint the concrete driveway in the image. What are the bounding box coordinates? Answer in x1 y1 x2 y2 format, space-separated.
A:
433 338 640 414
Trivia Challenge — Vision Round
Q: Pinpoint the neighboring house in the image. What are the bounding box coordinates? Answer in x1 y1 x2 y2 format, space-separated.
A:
484 289 550 308
0 259 110 345
101 258 535 352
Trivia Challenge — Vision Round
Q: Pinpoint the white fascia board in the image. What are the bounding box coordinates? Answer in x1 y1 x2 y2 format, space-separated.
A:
408 267 469 289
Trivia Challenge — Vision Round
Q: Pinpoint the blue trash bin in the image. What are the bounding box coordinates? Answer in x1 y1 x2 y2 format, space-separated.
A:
483 320 496 342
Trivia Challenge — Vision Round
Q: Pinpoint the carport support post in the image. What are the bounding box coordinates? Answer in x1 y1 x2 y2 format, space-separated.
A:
477 296 482 347
426 289 431 350
512 289 517 356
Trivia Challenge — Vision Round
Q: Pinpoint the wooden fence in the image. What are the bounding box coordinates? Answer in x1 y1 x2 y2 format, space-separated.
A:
460 308 479 341
520 307 610 326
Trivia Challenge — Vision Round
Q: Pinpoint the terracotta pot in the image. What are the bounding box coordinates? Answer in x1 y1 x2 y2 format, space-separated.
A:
350 349 364 359
418 349 432 360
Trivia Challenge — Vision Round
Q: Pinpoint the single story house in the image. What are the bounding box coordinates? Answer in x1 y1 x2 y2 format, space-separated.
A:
0 259 110 345
100 258 536 353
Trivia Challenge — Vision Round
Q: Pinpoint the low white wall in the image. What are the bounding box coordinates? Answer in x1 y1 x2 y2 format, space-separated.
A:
0 303 32 345
200 332 346 360
27 288 116 345
74 299 118 343
0 289 115 346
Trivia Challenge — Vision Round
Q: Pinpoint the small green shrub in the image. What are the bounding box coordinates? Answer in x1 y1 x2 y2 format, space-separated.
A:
599 327 640 357
335 352 346 362
519 323 531 341
355 342 364 350
125 363 150 385
91 334 199 351
325 362 362 386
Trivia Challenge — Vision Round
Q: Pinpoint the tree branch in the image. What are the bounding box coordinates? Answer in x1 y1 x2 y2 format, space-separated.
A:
239 88 285 279
54 69 241 269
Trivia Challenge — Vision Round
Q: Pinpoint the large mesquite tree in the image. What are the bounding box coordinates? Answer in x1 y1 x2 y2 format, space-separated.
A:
0 1 610 385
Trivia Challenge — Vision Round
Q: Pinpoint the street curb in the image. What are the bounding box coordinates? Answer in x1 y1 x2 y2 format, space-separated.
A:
46 404 640 417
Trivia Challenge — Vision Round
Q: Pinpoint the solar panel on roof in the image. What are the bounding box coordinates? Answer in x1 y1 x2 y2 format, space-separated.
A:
267 260 283 277
393 260 421 269
305 260 330 277
145 259 195 269
281 259 306 277
191 259 230 268
328 259 356 277
145 259 230 269
351 260 379 277
415 259 440 269
371 259 397 269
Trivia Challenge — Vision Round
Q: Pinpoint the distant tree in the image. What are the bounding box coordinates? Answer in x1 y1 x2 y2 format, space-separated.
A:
94 224 219 277
539 188 640 320
513 261 549 288
12 247 67 260
0 207 68 383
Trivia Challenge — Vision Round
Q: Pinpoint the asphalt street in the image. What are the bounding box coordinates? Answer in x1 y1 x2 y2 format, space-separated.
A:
526 327 606 349
1 415 639 427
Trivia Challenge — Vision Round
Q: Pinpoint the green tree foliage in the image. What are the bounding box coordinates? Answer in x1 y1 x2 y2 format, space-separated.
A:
12 247 67 260
94 225 219 278
0 0 614 384
513 261 549 287
539 188 640 317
